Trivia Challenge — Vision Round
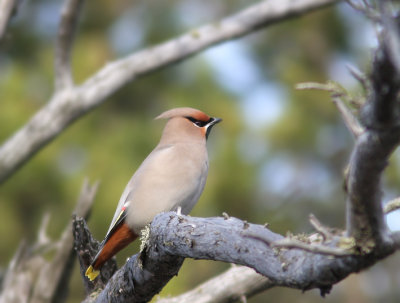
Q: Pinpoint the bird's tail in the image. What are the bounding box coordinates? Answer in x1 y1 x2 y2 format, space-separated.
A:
85 265 100 282
85 223 138 281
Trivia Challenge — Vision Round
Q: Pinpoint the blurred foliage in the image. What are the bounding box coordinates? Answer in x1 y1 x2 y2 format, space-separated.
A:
1 0 400 302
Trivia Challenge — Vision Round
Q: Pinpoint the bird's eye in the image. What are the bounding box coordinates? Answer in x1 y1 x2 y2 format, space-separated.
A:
186 117 207 127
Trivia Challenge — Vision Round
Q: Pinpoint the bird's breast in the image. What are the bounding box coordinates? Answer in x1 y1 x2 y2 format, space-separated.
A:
125 142 208 232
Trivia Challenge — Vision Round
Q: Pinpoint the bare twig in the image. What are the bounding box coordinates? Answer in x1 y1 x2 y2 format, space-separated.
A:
332 96 364 137
345 0 380 21
345 0 365 12
346 64 370 93
295 81 336 92
37 212 51 247
55 0 85 91
246 233 354 256
73 178 99 216
0 0 340 185
273 238 354 256
309 214 333 241
296 81 364 137
384 197 400 214
30 212 57 256
0 0 18 41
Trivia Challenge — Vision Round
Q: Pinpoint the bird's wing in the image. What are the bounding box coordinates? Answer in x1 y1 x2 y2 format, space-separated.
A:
87 200 135 281
105 145 175 235
102 201 130 244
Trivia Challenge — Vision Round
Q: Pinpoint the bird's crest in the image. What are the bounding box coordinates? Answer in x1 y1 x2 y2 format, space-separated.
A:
156 107 211 122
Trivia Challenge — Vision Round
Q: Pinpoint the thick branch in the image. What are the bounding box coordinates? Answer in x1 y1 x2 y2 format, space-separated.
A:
346 2 400 249
75 213 397 303
377 1 400 74
55 0 85 90
345 131 400 250
0 0 339 184
73 215 118 295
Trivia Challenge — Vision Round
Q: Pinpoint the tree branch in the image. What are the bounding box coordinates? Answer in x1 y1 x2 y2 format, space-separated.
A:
384 197 400 214
73 214 118 295
155 265 272 303
0 0 339 184
247 235 355 256
346 64 370 93
309 213 334 241
345 0 380 21
0 0 18 41
55 0 85 91
75 213 397 303
296 81 364 137
377 0 400 74
346 2 400 250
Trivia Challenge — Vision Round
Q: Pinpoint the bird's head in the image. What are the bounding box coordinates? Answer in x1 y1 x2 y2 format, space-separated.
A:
156 107 222 144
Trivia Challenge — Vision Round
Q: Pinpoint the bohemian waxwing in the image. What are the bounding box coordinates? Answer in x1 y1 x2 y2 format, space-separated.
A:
85 107 222 281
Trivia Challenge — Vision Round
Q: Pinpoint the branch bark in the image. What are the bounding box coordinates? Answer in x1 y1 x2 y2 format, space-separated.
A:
0 0 339 184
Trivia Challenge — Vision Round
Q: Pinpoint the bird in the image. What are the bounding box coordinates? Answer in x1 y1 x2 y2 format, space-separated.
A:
85 107 222 281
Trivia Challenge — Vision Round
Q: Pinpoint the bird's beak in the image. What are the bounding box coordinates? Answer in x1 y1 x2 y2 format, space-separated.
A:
205 117 222 139
210 117 222 126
